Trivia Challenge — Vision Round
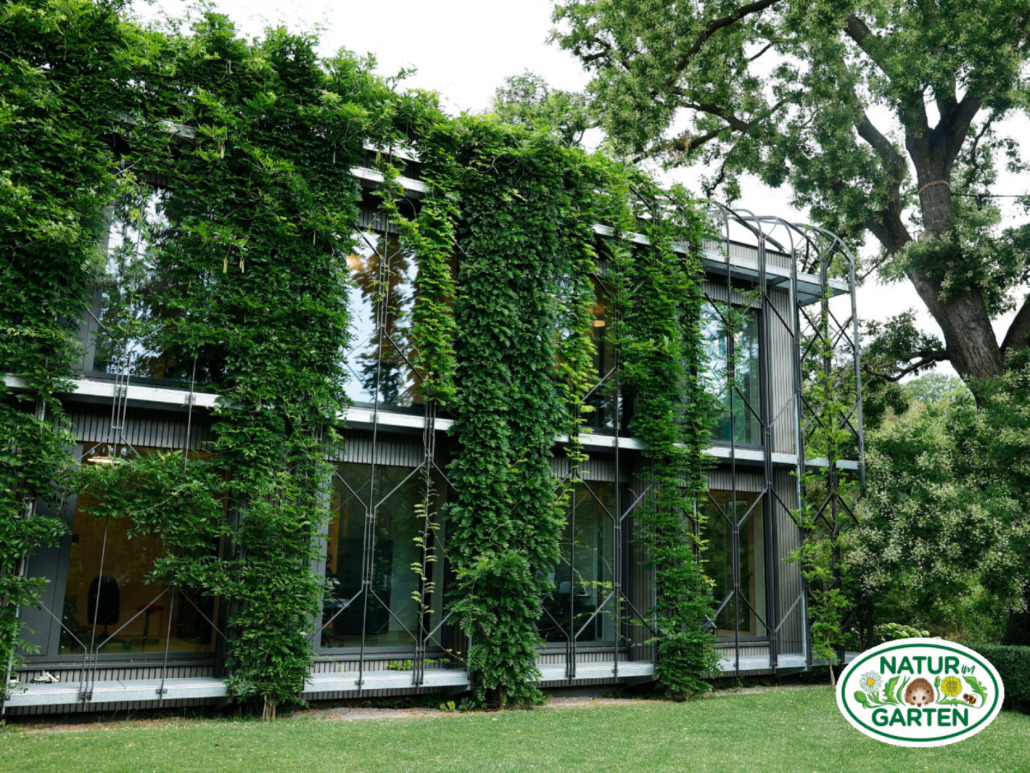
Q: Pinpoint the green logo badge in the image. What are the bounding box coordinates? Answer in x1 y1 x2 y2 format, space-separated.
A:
836 639 1005 747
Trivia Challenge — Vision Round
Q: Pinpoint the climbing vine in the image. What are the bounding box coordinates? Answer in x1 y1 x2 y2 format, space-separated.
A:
0 0 132 696
424 118 598 708
603 171 721 698
63 13 430 718
2 0 726 715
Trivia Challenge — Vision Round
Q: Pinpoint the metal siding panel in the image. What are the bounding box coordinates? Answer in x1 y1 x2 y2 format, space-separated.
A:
768 288 797 455
773 468 804 654
706 468 765 494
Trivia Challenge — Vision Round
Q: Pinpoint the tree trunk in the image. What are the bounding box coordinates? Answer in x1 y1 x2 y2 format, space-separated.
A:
907 269 1004 382
889 148 1008 385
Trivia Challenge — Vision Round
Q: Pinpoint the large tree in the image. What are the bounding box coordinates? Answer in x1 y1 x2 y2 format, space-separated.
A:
553 0 1030 388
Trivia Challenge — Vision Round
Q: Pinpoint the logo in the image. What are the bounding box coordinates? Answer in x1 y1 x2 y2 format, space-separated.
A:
836 638 1005 747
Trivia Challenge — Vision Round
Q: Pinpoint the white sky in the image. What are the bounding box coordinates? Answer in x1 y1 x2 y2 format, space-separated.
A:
135 0 1030 378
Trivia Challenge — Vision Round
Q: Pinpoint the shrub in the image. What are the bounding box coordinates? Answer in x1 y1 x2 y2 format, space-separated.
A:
966 643 1030 712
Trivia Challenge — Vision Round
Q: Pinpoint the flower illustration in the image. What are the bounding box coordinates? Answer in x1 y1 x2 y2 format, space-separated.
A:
941 675 963 698
861 671 882 695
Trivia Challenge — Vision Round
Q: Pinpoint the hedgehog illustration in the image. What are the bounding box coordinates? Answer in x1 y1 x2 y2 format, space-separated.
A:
903 678 935 707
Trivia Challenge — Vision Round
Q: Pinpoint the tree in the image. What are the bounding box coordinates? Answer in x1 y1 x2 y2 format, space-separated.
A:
552 0 1030 389
848 368 1030 643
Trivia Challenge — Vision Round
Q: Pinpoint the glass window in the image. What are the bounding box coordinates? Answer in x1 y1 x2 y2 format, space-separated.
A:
583 276 623 432
702 302 762 446
60 446 219 656
90 193 225 384
320 462 446 650
702 490 766 638
343 231 424 408
540 481 617 644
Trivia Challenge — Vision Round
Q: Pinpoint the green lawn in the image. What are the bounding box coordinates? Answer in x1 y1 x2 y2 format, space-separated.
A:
2 686 1028 772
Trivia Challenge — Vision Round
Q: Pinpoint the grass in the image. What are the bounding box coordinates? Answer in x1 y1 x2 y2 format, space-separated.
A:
2 686 1029 772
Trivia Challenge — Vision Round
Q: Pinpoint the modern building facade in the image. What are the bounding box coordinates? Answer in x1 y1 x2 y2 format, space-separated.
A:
3 162 864 715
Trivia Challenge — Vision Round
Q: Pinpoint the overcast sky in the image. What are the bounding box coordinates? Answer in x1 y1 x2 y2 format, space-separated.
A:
134 0 1030 377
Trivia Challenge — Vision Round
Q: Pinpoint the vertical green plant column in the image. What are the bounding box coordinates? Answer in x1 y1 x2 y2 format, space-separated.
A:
440 119 597 708
606 171 720 698
0 0 131 692
116 16 416 718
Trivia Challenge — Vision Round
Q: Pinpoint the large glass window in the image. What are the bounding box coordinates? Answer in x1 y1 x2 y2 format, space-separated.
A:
702 490 766 638
702 302 762 445
60 446 219 656
343 230 425 408
320 462 446 650
583 277 622 432
89 193 225 384
540 481 617 644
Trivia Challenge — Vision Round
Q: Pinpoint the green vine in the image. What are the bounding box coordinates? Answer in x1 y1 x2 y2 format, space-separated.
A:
3 0 727 715
432 118 600 708
603 167 721 698
0 0 132 696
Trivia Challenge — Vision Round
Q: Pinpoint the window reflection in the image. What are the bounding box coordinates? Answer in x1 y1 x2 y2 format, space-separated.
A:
702 303 762 445
540 481 617 644
91 193 225 384
583 277 622 432
702 491 766 637
343 231 426 407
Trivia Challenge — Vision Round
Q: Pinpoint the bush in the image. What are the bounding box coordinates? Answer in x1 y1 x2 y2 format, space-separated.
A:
875 623 929 644
967 643 1030 712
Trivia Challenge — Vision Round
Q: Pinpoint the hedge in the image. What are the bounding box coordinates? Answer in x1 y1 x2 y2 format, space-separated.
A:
967 643 1030 712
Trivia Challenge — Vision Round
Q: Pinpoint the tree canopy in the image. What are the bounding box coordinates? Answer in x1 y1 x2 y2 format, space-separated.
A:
552 0 1030 388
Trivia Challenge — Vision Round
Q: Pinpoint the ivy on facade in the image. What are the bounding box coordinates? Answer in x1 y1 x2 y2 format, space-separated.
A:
1 0 727 713
601 168 721 697
0 0 129 696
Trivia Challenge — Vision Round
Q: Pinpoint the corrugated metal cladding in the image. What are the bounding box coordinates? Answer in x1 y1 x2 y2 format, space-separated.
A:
703 279 763 308
706 467 764 494
311 659 455 674
537 651 628 665
5 697 218 717
14 664 214 684
334 433 425 467
768 287 799 455
701 238 792 270
773 467 805 654
549 453 625 483
71 406 214 451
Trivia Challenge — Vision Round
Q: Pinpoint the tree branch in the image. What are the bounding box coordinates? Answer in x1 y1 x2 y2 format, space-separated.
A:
855 113 906 182
934 94 983 173
663 0 784 85
845 13 929 136
863 349 950 382
1002 293 1030 355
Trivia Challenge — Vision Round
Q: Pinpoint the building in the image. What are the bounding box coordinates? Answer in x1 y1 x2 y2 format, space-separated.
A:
2 159 864 716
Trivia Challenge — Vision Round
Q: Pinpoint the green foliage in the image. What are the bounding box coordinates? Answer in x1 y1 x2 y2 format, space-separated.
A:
553 0 1030 385
2 0 722 714
432 117 601 708
850 361 1030 642
873 622 928 644
109 14 423 717
966 643 1030 712
602 166 720 698
492 71 593 146
0 0 133 692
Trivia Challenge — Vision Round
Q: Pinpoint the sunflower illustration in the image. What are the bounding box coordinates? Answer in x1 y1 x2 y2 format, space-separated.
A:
941 675 962 698
861 671 882 695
